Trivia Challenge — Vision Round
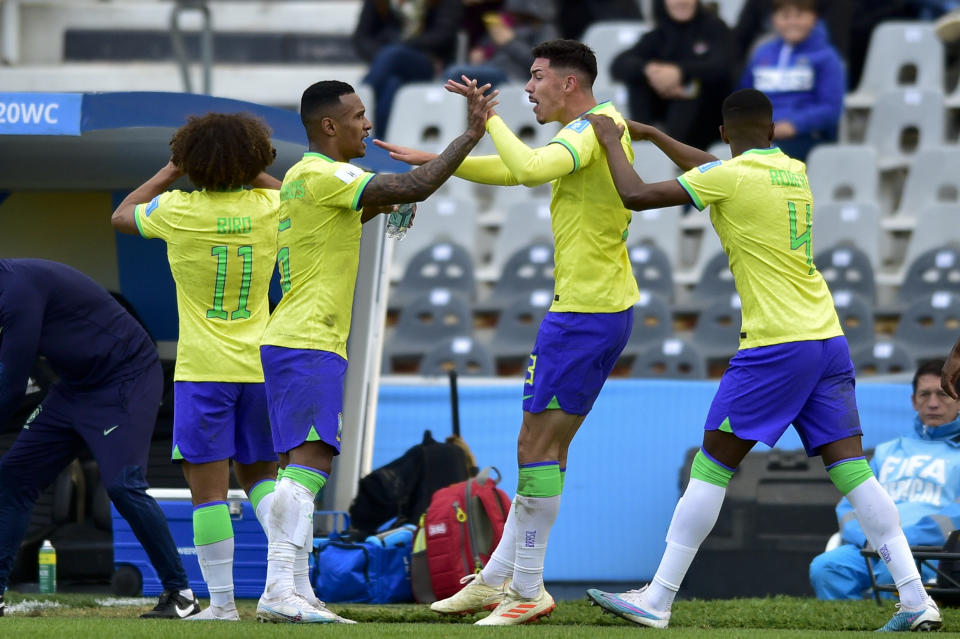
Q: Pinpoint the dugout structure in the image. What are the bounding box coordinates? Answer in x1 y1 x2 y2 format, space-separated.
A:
0 90 404 512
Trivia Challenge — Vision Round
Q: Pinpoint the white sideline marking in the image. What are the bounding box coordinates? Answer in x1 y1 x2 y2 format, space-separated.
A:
95 597 154 607
6 599 63 615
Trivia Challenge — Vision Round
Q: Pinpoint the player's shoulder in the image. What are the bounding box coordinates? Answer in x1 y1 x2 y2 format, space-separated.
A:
141 189 188 218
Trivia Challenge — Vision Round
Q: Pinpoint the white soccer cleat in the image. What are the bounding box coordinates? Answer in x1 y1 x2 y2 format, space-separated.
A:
473 584 556 626
256 590 356 624
877 598 942 632
187 604 240 621
586 585 671 629
430 573 505 615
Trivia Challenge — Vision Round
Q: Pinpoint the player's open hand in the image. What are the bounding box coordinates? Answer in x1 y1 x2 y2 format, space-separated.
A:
584 114 625 146
624 119 654 141
372 139 437 166
461 77 499 140
447 75 500 128
942 356 960 400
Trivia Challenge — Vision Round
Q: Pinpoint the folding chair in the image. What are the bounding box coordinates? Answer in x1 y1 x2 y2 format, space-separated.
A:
861 529 960 606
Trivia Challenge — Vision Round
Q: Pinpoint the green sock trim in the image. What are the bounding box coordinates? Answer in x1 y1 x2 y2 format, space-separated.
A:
172 444 183 461
560 467 566 493
690 450 734 488
193 503 233 546
517 463 562 497
248 479 275 510
284 465 327 496
828 458 874 495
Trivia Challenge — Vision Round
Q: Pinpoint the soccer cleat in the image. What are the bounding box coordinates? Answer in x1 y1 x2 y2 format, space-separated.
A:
586 585 671 629
256 591 356 624
876 598 942 632
430 573 505 615
473 584 556 626
187 604 240 621
140 589 201 619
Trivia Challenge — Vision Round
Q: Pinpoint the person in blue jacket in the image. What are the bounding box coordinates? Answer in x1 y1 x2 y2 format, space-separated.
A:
810 359 960 599
738 0 844 161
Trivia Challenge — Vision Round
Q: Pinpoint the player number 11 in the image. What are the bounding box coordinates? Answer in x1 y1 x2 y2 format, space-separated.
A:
207 245 253 320
787 201 814 275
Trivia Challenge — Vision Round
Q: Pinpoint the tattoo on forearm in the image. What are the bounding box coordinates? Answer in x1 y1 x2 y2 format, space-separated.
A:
362 133 477 205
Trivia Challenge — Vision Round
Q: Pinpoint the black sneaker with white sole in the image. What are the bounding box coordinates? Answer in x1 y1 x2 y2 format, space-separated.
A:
140 589 200 619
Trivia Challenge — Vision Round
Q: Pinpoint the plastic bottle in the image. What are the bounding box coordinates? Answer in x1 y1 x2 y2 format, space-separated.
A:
385 203 415 240
38 539 56 593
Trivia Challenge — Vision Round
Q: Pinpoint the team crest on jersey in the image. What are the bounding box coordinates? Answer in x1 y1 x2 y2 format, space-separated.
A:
566 119 590 133
144 195 161 216
697 160 722 173
336 411 343 442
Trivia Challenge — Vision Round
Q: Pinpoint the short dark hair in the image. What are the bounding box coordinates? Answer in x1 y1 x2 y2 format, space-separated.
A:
531 39 597 87
169 112 275 191
772 0 817 12
913 359 951 395
721 88 773 127
300 80 356 127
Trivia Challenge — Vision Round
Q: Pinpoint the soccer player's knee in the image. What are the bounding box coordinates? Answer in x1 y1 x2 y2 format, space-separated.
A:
690 449 735 488
826 458 873 495
105 465 150 503
0 460 42 505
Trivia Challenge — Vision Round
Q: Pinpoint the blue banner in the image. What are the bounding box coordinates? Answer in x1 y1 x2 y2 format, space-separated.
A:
0 93 82 135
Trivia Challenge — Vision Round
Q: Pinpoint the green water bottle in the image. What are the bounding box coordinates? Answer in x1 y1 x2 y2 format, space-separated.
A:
38 539 56 593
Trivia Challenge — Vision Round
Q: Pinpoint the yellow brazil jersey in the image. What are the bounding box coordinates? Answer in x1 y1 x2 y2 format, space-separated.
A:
677 147 842 349
260 152 375 359
135 188 280 382
546 101 640 313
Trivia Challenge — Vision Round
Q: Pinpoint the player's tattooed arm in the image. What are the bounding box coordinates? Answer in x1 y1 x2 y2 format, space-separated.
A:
585 114 692 212
625 120 717 171
359 79 499 207
111 162 183 235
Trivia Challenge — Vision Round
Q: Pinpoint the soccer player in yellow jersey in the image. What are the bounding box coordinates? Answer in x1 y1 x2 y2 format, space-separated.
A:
255 79 496 624
376 39 639 625
582 89 942 632
112 113 282 621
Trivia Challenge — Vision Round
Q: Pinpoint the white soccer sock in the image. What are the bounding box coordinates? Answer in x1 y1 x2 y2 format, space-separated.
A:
196 537 235 608
511 494 560 599
295 523 318 600
264 478 314 598
846 477 928 610
647 478 726 612
255 490 276 542
480 497 516 585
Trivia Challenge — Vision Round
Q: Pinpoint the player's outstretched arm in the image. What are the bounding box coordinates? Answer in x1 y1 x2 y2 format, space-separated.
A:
585 114 692 211
626 120 718 171
111 162 183 235
359 81 498 207
942 335 960 399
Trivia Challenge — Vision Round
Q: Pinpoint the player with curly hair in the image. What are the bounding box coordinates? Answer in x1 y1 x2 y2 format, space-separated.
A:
112 112 283 621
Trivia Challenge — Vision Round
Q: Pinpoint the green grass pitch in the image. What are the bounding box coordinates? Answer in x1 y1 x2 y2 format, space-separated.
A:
4 592 960 637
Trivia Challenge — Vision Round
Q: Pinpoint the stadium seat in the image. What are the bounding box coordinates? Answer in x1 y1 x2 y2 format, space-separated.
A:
384 83 466 152
630 337 707 379
851 340 917 377
389 197 477 281
385 288 474 366
846 22 944 109
419 336 495 377
863 89 945 171
815 245 876 303
894 290 960 362
707 0 748 26
813 202 882 271
707 140 731 161
621 290 673 357
392 242 475 308
581 21 651 93
832 290 874 353
494 83 561 148
632 140 681 183
490 289 552 360
628 206 682 268
898 246 960 305
486 242 554 311
902 205 960 271
692 293 742 361
628 242 674 302
805 144 879 205
692 250 735 305
681 228 724 286
884 147 960 231
485 198 553 280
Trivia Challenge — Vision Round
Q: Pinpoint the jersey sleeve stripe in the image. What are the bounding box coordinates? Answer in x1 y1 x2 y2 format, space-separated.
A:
676 176 705 211
133 204 148 238
549 139 579 173
351 173 376 211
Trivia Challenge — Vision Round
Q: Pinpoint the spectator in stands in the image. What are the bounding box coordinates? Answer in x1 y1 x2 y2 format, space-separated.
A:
353 0 463 136
738 0 844 161
610 0 734 149
809 360 960 600
733 0 853 62
445 0 559 88
555 0 642 40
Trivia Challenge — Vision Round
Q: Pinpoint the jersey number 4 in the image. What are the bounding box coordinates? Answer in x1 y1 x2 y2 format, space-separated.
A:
788 201 814 275
207 245 253 320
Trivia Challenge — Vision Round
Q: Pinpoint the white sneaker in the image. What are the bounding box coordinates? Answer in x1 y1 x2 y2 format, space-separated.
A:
474 584 556 626
256 590 356 624
187 604 240 621
586 585 670 629
430 573 505 615
877 598 942 632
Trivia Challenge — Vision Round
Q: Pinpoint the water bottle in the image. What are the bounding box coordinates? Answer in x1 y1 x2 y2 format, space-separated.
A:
38 539 56 593
385 203 415 241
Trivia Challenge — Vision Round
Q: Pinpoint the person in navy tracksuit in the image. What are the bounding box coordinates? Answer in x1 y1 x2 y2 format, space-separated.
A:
739 0 845 161
0 259 197 619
